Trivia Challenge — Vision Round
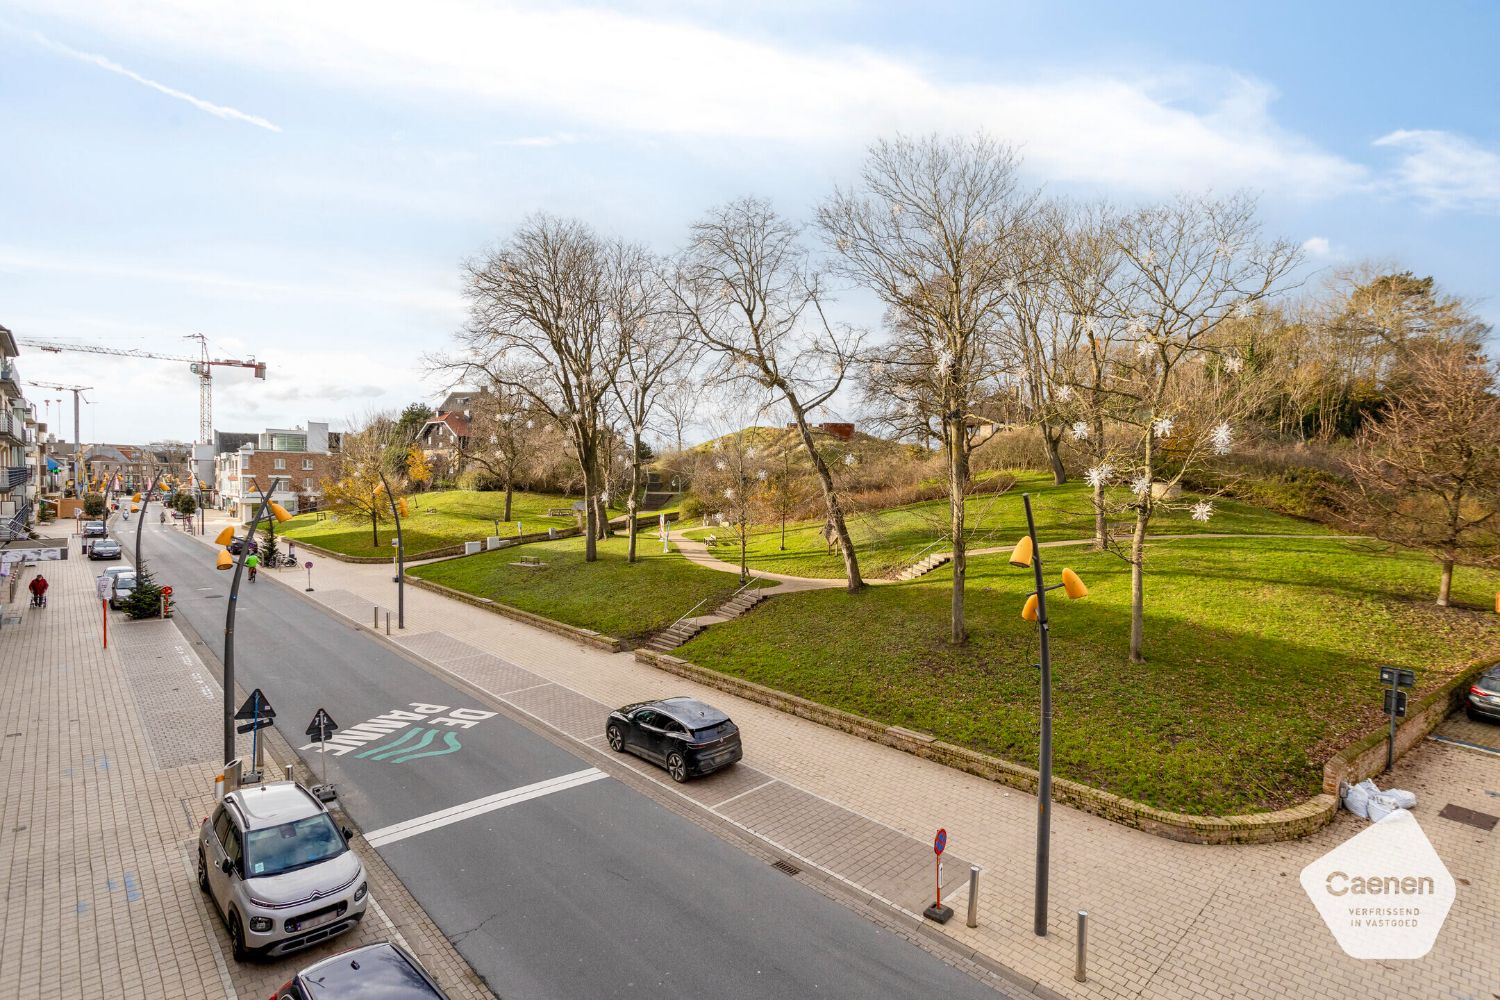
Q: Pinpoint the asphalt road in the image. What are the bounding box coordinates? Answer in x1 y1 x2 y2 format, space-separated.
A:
130 522 1015 1000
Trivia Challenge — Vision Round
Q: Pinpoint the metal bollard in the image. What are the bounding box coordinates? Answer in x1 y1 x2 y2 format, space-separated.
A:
966 865 980 928
284 763 295 782
384 611 390 635
372 606 378 629
1075 911 1088 983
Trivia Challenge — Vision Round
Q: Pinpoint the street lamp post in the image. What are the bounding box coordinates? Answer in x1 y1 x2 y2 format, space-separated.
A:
132 472 164 575
214 476 290 764
1008 493 1089 938
374 468 407 630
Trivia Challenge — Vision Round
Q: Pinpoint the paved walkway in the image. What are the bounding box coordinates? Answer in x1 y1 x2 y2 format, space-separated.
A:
671 528 1360 592
200 510 1499 999
0 522 493 1000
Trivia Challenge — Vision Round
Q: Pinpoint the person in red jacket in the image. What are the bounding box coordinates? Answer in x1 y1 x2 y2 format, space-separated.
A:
28 573 48 608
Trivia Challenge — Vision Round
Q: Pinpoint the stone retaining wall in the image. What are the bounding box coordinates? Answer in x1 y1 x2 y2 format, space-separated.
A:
403 574 626 653
633 646 1338 845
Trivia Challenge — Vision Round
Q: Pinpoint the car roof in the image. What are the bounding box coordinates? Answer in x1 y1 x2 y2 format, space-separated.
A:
227 781 324 830
298 942 444 999
652 697 731 727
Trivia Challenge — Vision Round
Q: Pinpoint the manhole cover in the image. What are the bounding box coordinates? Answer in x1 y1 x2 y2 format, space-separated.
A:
1438 803 1499 831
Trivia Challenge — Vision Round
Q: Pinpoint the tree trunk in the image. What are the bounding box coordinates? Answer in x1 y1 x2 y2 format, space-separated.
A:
739 520 748 584
503 482 513 522
1129 509 1148 663
947 414 968 644
1042 426 1067 485
788 403 864 592
1437 558 1454 607
1092 480 1108 550
370 513 379 549
627 434 642 564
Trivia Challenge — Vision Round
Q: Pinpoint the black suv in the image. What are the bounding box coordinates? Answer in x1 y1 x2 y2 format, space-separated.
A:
273 942 449 999
606 697 743 782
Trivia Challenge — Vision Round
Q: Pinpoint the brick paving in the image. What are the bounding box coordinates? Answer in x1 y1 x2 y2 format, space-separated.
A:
0 531 494 1000
219 514 1500 999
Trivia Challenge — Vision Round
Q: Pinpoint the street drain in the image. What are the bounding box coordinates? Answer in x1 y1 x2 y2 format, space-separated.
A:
1438 803 1499 831
772 859 800 876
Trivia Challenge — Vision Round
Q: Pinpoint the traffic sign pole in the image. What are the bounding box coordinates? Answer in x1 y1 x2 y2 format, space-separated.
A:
923 828 953 924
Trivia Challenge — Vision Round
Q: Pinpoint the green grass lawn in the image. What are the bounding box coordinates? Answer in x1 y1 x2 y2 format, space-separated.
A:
408 534 744 640
684 472 1338 579
279 489 586 557
676 536 1500 815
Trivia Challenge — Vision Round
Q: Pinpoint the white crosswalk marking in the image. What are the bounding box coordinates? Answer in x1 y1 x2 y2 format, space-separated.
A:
362 768 608 847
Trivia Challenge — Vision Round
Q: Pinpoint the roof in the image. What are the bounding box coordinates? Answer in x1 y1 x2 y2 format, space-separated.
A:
214 431 258 454
299 943 443 999
0 324 16 357
228 781 323 829
655 697 731 728
423 410 470 438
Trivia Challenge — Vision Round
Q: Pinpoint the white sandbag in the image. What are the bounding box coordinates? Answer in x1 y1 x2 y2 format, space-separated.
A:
1383 788 1418 809
1366 794 1401 823
1342 782 1371 819
1355 778 1382 798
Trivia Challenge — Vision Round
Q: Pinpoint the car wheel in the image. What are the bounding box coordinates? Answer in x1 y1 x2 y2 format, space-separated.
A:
666 751 688 783
1467 705 1480 721
197 851 209 893
606 724 625 752
228 911 249 962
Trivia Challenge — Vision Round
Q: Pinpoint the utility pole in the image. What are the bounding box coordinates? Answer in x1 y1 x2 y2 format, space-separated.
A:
29 381 91 496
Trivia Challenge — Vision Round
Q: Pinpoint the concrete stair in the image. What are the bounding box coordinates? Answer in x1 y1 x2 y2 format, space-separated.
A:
639 471 676 512
644 588 770 652
893 551 952 581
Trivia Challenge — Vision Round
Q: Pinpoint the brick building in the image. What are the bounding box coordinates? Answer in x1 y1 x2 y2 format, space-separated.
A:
214 421 341 517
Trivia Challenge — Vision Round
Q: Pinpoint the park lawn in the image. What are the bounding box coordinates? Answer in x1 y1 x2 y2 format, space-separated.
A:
684 472 1337 580
279 489 585 557
676 535 1500 815
408 534 743 640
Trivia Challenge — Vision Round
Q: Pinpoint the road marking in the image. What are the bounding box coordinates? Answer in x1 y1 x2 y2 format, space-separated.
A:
711 778 778 810
364 768 608 848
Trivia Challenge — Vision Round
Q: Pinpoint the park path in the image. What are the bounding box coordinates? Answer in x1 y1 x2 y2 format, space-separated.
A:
670 529 1360 593
192 508 1496 1000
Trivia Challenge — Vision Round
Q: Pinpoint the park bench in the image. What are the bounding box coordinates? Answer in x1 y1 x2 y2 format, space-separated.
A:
704 534 717 547
511 554 545 569
546 508 573 518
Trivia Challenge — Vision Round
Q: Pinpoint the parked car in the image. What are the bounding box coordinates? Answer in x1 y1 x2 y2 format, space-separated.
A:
1466 665 1500 723
227 537 259 556
198 781 367 960
605 696 743 782
88 539 122 560
82 520 107 538
108 572 137 609
99 565 132 585
272 942 451 999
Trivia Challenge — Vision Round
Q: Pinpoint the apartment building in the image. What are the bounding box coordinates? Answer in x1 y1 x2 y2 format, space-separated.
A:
214 421 342 517
0 326 38 538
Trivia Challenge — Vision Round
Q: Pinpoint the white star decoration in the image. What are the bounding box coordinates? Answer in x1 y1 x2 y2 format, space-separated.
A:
1085 464 1114 489
1153 416 1174 438
1211 421 1234 455
1191 501 1214 522
1071 421 1089 441
1131 475 1152 497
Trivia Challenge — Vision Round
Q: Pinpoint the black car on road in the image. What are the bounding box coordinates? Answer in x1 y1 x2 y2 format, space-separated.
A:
227 537 259 556
1467 665 1500 723
606 697 743 782
88 538 122 560
273 942 449 999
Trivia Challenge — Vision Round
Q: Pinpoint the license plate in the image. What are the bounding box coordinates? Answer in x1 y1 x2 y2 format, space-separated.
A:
294 909 340 932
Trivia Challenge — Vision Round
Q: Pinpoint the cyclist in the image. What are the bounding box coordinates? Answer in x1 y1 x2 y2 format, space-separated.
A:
246 551 260 583
28 573 48 608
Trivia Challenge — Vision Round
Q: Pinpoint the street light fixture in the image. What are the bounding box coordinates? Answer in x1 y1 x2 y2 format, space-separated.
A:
213 477 291 764
1007 492 1088 938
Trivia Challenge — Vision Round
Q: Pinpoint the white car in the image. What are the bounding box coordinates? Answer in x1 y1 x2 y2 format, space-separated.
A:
198 782 368 960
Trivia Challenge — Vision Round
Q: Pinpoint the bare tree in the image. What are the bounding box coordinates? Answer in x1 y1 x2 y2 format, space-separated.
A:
821 134 1035 642
451 215 627 562
607 248 697 562
694 425 770 584
674 197 866 593
457 381 544 522
1344 343 1500 605
320 415 401 549
1103 194 1300 663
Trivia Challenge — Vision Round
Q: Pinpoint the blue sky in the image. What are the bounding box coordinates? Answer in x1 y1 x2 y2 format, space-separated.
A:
1 0 1496 445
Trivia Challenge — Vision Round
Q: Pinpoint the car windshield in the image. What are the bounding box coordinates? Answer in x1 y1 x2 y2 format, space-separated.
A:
243 813 345 879
116 575 135 589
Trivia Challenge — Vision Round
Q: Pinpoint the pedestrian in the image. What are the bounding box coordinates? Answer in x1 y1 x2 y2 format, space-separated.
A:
246 551 259 583
27 573 48 608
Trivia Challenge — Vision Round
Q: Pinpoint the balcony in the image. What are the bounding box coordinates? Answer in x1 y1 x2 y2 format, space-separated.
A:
0 412 21 442
0 360 18 392
0 466 32 492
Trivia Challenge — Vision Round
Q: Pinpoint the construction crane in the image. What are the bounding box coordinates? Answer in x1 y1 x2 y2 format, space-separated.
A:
18 333 266 443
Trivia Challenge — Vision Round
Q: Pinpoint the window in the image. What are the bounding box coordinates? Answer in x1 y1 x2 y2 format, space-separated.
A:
633 709 660 728
302 458 314 471
273 458 286 470
212 807 230 849
303 478 314 491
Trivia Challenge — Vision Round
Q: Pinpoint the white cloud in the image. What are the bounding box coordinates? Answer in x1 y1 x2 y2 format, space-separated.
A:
494 133 584 148
29 30 282 132
17 0 1365 197
1374 129 1500 213
1301 236 1331 257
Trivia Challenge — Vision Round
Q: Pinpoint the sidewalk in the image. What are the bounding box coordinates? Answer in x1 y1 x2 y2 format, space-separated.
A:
0 528 494 1000
211 512 1499 999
